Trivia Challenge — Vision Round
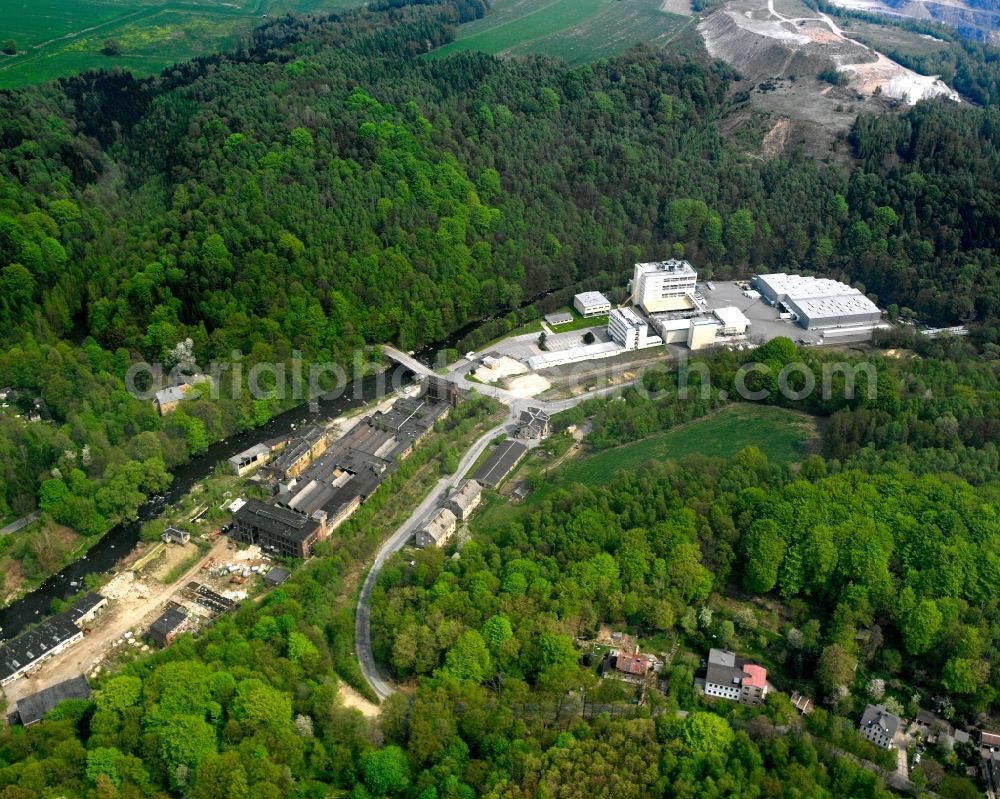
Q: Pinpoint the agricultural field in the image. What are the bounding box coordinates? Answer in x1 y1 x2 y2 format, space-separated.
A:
430 0 694 64
556 404 818 485
0 0 360 89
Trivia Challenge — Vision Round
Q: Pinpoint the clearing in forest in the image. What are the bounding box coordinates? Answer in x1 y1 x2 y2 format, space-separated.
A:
558 403 818 486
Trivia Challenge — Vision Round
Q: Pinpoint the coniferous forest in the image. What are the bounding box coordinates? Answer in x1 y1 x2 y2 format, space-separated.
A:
0 0 998 796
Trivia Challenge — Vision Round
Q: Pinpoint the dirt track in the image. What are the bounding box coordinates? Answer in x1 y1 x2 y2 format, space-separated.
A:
3 535 232 707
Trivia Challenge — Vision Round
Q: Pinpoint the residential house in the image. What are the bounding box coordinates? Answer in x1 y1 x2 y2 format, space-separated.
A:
601 649 660 685
161 527 190 545
443 480 482 521
515 407 551 439
703 648 768 706
859 704 901 750
154 385 191 416
415 508 457 548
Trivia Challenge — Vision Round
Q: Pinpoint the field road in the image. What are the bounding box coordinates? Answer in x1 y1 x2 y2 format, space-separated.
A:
356 350 641 701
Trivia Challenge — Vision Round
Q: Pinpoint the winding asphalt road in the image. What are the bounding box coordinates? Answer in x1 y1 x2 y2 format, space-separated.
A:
355 347 641 700
354 411 515 699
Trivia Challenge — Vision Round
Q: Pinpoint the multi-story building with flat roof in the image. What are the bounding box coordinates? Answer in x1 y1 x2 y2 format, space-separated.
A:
632 260 698 313
573 291 612 317
608 307 663 350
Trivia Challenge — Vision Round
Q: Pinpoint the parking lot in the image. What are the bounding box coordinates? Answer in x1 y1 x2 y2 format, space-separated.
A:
701 281 823 345
488 325 610 362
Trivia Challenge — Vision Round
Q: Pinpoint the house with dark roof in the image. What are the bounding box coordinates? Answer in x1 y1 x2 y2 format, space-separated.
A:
9 675 91 726
148 607 189 648
859 704 901 750
703 648 768 706
515 407 551 440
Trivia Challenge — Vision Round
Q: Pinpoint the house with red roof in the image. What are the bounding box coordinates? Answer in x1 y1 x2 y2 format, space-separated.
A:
601 649 662 685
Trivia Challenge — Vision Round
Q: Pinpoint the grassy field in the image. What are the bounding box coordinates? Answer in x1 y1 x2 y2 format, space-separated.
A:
430 0 693 65
0 0 360 89
471 404 818 532
554 404 817 486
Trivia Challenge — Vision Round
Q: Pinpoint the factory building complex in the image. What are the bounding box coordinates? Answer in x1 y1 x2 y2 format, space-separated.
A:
477 261 884 377
231 378 457 560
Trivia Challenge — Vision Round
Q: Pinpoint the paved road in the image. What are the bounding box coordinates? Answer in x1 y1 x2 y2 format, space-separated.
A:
355 352 642 700
0 511 41 536
354 410 517 700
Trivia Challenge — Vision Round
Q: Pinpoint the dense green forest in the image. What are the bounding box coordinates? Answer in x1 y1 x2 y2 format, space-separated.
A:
2 0 1000 529
3 343 997 798
0 540 910 799
0 1 998 795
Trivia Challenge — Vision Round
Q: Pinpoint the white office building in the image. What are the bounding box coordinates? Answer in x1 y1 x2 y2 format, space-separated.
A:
632 260 698 314
573 291 611 318
608 308 663 350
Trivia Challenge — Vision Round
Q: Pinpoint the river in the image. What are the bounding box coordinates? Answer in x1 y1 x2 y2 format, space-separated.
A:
0 286 566 639
0 364 416 639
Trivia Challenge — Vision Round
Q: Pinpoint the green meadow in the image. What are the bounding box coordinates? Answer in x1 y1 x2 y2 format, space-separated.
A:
0 0 359 89
559 404 818 487
430 0 693 64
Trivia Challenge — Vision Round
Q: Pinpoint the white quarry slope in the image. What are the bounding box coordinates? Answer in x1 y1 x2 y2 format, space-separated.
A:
699 0 960 104
827 0 1000 46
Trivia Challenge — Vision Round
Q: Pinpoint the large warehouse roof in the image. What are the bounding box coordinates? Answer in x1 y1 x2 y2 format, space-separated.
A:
789 294 881 320
755 273 859 301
